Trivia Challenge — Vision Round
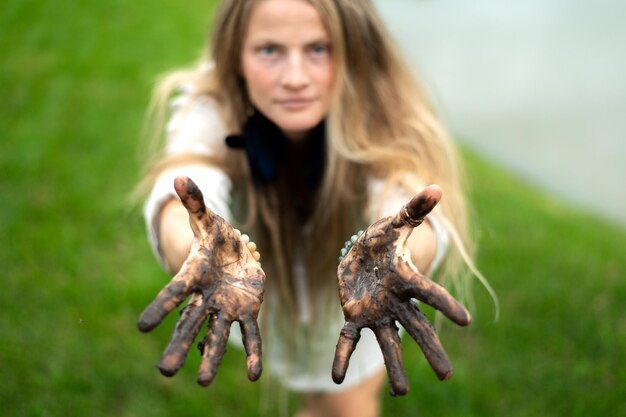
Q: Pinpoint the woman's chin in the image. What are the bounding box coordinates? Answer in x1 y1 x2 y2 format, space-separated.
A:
274 116 325 141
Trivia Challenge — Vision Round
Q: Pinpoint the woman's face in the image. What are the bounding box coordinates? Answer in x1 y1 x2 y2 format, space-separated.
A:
241 0 335 141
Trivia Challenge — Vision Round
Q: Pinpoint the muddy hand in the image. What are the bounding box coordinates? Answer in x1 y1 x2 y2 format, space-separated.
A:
138 176 265 386
332 185 470 396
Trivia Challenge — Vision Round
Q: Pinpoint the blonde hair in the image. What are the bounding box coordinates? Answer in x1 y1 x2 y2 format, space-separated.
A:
140 0 497 327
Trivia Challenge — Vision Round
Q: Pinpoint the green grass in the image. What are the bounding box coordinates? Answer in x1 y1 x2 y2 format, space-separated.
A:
1 0 625 416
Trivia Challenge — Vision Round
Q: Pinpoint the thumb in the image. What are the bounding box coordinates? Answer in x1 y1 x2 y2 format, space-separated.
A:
393 185 442 228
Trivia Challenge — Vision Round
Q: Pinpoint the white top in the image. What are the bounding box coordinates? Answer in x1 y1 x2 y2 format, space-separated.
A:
143 89 450 392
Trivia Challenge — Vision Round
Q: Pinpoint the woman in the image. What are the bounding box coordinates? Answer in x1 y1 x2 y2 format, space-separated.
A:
137 0 483 416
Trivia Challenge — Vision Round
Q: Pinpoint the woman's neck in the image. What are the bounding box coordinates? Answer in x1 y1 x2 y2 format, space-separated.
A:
282 128 311 143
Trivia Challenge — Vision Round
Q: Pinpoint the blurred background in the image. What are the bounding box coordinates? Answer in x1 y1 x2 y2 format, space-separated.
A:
375 0 626 226
1 0 624 416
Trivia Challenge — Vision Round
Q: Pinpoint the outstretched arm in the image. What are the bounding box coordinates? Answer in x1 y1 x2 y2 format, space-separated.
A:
158 197 195 274
332 185 470 396
138 176 265 386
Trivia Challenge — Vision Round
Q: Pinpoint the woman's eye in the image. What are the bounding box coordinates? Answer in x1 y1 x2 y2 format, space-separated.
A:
259 45 277 56
310 43 330 56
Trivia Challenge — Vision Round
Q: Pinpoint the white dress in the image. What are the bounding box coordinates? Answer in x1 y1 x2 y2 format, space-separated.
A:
143 88 450 392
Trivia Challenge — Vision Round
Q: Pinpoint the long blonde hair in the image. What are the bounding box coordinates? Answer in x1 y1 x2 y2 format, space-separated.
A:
141 0 496 324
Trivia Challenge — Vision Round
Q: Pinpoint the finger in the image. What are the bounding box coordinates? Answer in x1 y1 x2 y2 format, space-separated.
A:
137 256 204 332
373 324 409 396
398 260 471 326
240 319 263 381
174 176 206 217
392 185 442 228
332 321 360 384
396 300 453 380
157 294 209 377
197 314 232 386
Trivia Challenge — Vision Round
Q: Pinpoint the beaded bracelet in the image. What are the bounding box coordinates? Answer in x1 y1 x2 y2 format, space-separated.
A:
234 229 261 262
338 229 364 262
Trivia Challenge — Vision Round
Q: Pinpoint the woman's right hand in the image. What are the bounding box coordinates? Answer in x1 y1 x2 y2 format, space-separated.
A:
138 176 265 386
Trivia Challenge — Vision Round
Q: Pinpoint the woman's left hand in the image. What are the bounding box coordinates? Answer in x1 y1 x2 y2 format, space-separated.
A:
332 185 471 396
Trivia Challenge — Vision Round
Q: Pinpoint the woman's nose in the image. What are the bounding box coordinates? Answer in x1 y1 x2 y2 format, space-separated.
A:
282 54 309 89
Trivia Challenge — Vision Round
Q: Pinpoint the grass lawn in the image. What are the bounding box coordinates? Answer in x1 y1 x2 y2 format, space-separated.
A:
1 0 624 415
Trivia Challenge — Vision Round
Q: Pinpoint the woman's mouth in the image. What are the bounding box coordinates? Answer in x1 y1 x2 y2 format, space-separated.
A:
276 97 316 110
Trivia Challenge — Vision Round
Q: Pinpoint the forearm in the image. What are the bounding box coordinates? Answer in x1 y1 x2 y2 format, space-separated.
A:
159 198 194 274
406 220 437 273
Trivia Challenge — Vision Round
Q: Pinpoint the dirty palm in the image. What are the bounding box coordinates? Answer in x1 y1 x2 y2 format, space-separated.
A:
138 176 470 395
